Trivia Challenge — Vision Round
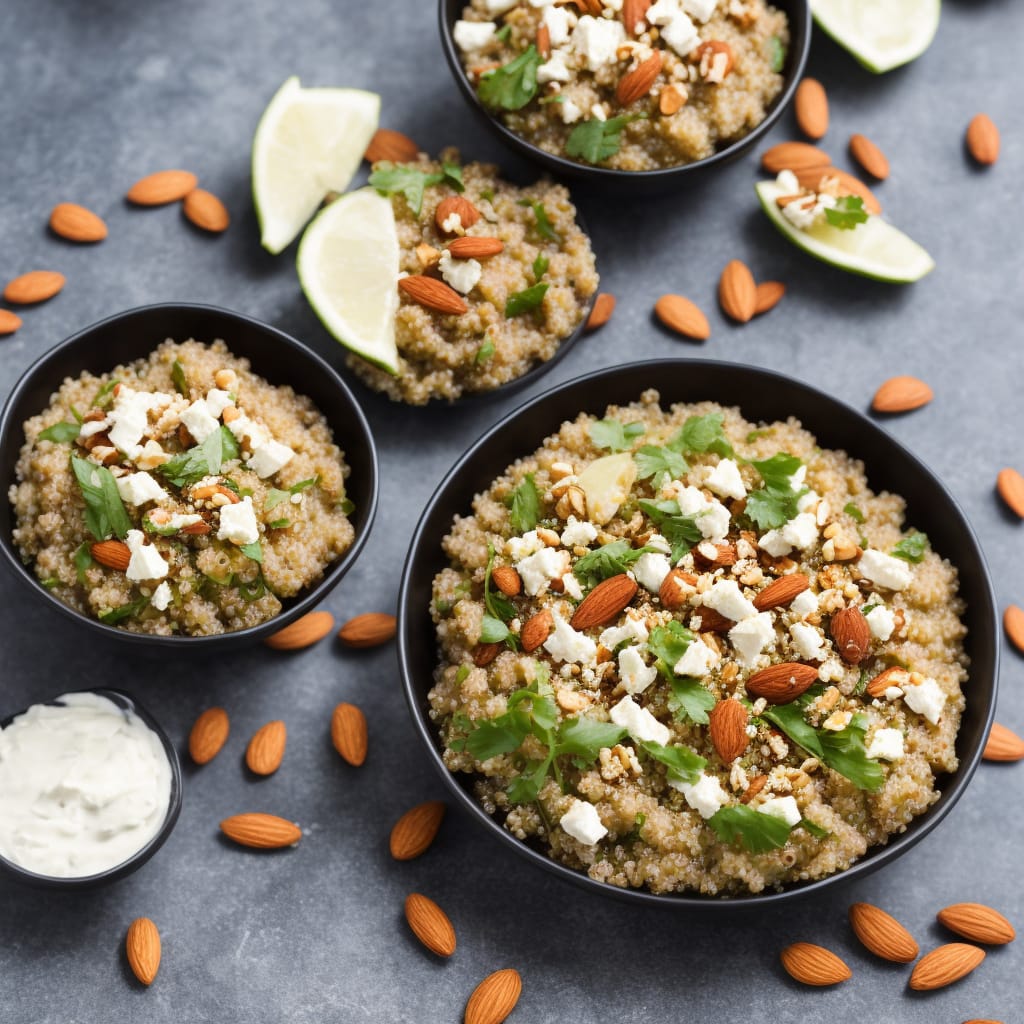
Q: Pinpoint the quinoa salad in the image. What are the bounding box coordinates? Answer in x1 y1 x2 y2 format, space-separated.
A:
453 0 789 171
428 394 967 895
357 152 598 404
10 339 355 636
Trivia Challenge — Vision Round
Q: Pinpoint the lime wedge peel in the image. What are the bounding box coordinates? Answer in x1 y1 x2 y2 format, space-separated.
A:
755 180 935 283
252 77 380 255
297 188 401 375
810 0 941 74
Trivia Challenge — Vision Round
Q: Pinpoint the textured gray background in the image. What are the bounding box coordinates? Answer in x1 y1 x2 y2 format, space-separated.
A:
1 0 1022 1021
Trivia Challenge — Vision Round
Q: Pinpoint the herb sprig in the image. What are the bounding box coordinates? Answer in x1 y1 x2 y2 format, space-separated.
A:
745 452 806 530
70 455 131 541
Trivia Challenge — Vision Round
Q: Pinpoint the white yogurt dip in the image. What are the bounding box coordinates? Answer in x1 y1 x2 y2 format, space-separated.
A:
0 692 173 878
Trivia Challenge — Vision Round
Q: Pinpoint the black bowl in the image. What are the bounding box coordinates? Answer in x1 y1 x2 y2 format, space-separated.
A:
398 359 998 908
439 0 811 192
0 303 378 649
0 688 182 889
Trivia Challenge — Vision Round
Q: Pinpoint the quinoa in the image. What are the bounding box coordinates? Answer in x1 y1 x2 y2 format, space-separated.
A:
428 393 968 895
10 339 354 636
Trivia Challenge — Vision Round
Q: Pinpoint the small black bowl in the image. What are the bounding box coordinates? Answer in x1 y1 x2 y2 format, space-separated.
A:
398 359 998 908
0 303 378 648
0 688 182 889
439 0 811 192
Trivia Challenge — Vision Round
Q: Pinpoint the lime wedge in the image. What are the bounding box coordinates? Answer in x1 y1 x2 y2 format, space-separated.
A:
252 77 380 254
810 0 940 73
297 187 401 373
755 180 934 283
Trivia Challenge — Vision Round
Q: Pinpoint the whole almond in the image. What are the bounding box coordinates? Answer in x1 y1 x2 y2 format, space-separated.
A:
616 51 662 106
659 568 697 610
465 968 522 1024
983 721 1024 762
448 236 504 259
435 196 480 233
188 706 230 764
872 376 933 414
339 611 397 648
996 468 1024 518
331 702 368 766
0 309 22 335
3 270 66 305
398 275 468 316
265 610 335 650
694 606 734 633
521 609 554 653
654 294 711 340
708 699 749 762
937 903 1016 945
746 662 820 703
126 917 161 986
491 566 522 596
794 78 828 139
220 812 301 849
183 189 230 233
966 114 999 166
49 202 108 242
865 666 911 699
659 84 685 115
390 800 446 860
622 0 651 35
364 128 420 164
849 134 890 180
126 170 198 206
849 902 920 963
405 893 457 957
536 22 551 58
246 720 287 775
473 642 502 667
718 259 757 323
760 141 830 174
91 539 131 571
780 942 851 986
830 606 872 664
753 281 786 316
753 573 809 611
570 573 638 631
909 943 985 991
586 292 616 332
1004 605 1024 653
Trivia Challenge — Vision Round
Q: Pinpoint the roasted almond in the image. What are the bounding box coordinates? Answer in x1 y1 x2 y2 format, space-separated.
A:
0 309 22 336
491 565 522 596
91 539 131 571
739 773 767 803
693 541 737 570
938 903 1016 945
220 812 301 849
390 800 446 860
659 83 685 115
996 468 1024 518
1004 605 1024 653
536 22 551 58
435 195 480 233
126 917 161 986
126 169 198 206
966 114 999 166
3 270 66 305
570 573 638 631
694 606 734 633
865 666 910 699
794 78 828 139
398 275 468 315
183 188 230 233
246 720 287 776
622 0 651 35
830 606 871 664
364 128 420 164
760 141 830 174
189 706 230 764
872 375 933 414
616 51 662 105
692 40 734 80
718 259 757 323
753 280 786 315
753 573 809 611
909 943 985 991
659 568 697 610
520 609 554 653
448 236 504 259
265 610 335 650
849 133 890 180
849 902 919 963
465 968 522 1024
586 292 616 332
654 294 711 340
339 611 396 648
746 662 820 703
404 893 457 957
49 202 108 242
708 699 749 762
780 942 851 986
331 702 368 766
983 721 1024 762
473 642 502 667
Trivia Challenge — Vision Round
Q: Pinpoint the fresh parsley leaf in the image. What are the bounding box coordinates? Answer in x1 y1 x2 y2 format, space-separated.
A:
745 452 806 530
506 759 550 803
670 413 735 458
480 614 511 644
441 160 464 193
268 518 290 529
647 622 695 679
517 199 560 242
70 455 131 541
799 818 830 839
708 805 793 853
844 502 865 523
494 23 511 43
669 677 716 725
825 195 869 230
767 34 786 73
647 622 715 723
475 336 496 364
158 426 240 487
637 499 702 561
854 669 870 696
639 740 706 786
368 166 447 217
478 45 541 111
41 577 60 589
634 445 687 488
891 531 929 563
532 252 549 280
92 379 119 409
819 714 885 791
555 716 627 760
99 596 149 625
171 359 188 397
572 540 655 589
505 282 548 317
265 477 319 511
338 497 355 516
507 474 540 534
467 719 525 760
565 114 642 165
240 541 263 563
746 429 770 443
589 418 645 452
74 542 94 585
237 574 267 602
38 421 81 443
760 697 824 760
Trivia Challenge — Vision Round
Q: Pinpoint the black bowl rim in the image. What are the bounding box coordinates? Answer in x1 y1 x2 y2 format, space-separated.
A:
0 302 379 647
397 357 999 909
0 687 183 889
438 0 812 182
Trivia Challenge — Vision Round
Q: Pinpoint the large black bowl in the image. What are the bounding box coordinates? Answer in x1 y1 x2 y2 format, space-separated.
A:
398 359 998 908
0 303 378 649
439 0 811 193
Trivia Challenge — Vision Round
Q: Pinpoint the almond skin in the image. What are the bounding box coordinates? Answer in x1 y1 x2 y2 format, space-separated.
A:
0 309 22 335
830 606 872 664
448 236 504 259
265 610 335 650
570 573 638 631
246 720 287 775
1004 605 1024 654
49 202 108 242
331 702 368 766
126 169 198 206
404 893 457 957
849 902 920 963
3 270 66 305
659 84 685 115
739 774 767 803
398 275 468 316
654 294 711 340
753 281 785 316
866 666 910 699
622 0 651 35
966 114 1000 166
996 468 1024 518
189 707 230 765
753 573 809 611
760 141 830 174
659 568 697 610
693 541 737 570
91 539 131 571
536 22 551 58
521 609 554 653
465 968 522 1024
390 800 446 860
491 565 522 597
849 133 890 180
746 662 819 703
780 942 851 986
794 78 828 139
909 943 985 991
983 721 1024 762
364 128 420 164
126 917 161 986
694 606 733 633
220 812 301 849
872 375 933 414
616 51 662 105
435 196 480 233
338 612 396 648
473 642 502 667
718 259 757 323
708 699 749 762
586 292 616 332
692 40 734 79
937 903 1016 945
183 189 230 233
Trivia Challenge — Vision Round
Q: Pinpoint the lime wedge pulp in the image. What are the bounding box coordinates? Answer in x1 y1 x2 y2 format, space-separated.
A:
252 77 380 254
297 188 401 374
810 0 940 73
755 180 935 283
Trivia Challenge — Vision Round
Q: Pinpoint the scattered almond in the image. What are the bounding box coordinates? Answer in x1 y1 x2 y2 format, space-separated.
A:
830 606 871 664
586 292 616 332
739 773 767 803
966 114 1000 166
491 565 522 597
865 666 910 699
0 310 22 336
794 78 828 139
1004 605 1024 654
264 610 335 650
938 903 1016 945
520 609 554 653
654 294 710 340
996 468 1024 518
473 642 502 667
622 0 651 36
909 943 985 991
718 259 757 323
760 141 830 174
694 606 733 633
464 968 522 1024
390 800 446 860
398 275 468 316
659 568 697 610
753 281 785 316
745 662 819 703
849 134 890 180
780 942 851 986
49 202 108 242
570 573 638 631
849 902 919 963
3 270 66 305
983 721 1024 762
659 83 685 115
448 236 504 259
331 702 368 766
339 611 396 648
183 189 230 233
220 812 301 849
753 573 809 611
708 699 749 762
125 917 161 986
872 375 933 414
246 720 287 776
404 893 457 957
692 40 734 80
435 196 480 233
126 170 198 206
188 707 230 764
616 51 662 105
537 22 551 58
364 128 420 164
90 539 131 571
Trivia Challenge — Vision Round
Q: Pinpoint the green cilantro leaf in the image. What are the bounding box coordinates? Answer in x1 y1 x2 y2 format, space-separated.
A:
745 452 806 530
799 818 830 839
158 426 240 487
891 531 929 563
368 166 448 217
647 622 715 724
265 476 319 511
92 379 119 410
483 545 517 632
506 759 550 803
506 474 540 534
670 413 735 458
240 541 263 563
647 622 694 679
73 541 94 585
441 160 464 193
99 596 149 625
532 252 549 280
268 518 290 529
494 23 511 43
555 716 627 760
760 697 825 760
639 740 706 786
669 677 717 725
767 34 786 74
565 114 643 165
708 805 793 853
38 421 81 443
517 199 560 242
70 455 131 541
634 444 688 489
475 336 496 364
589 418 645 452
505 282 548 317
171 359 188 397
478 45 541 111
637 498 703 561
466 719 525 760
825 195 869 230
844 502 865 523
572 540 656 589
480 614 511 644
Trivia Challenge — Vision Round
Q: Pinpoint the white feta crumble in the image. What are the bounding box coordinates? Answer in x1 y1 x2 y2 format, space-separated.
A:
682 0 718 21
542 3 573 45
225 413 267 450
729 612 776 667
516 547 569 596
438 249 482 295
782 192 837 231
441 212 463 233
151 581 172 612
559 799 607 845
180 399 221 443
757 512 819 557
217 496 260 546
645 533 672 555
609 695 670 746
164 513 204 530
115 471 168 507
561 516 597 547
633 552 672 593
248 439 295 479
482 0 517 14
703 579 757 622
599 616 649 649
859 549 913 591
646 0 679 23
544 612 597 665
866 728 904 762
560 572 583 600
561 98 583 124
619 646 658 695
866 604 896 641
902 676 945 724
204 389 233 419
77 419 108 439
108 388 168 457
660 11 700 56
669 772 729 819
537 47 573 83
776 169 799 193
698 501 731 542
757 795 801 827
789 589 818 619
507 530 544 560
797 488 819 513
573 14 625 70
125 529 170 582
789 622 824 661
705 458 747 501
673 637 718 678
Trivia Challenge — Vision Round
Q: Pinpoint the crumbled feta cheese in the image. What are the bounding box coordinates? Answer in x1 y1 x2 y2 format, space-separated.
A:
248 439 295 479
703 579 757 622
797 488 819 513
698 501 731 542
573 14 625 70
866 604 896 641
669 772 729 819
884 685 904 701
610 695 671 745
671 484 708 516
438 249 482 295
542 3 573 45
859 549 913 591
757 512 818 557
482 0 516 12
619 646 658 695
108 388 169 457
537 48 573 83
758 795 801 827
599 616 649 649
561 516 597 547
151 581 172 612
646 0 679 23
902 676 945 724
705 458 747 501
790 622 824 661
204 388 233 419
507 530 544 560
633 552 672 593
782 192 837 231
77 418 108 439
682 0 718 21
590 102 607 122
441 212 463 233
559 799 607 845
645 533 672 555
776 169 799 193
226 413 267 450
757 528 793 558
544 612 597 665
180 399 221 443
561 98 583 124
217 496 260 546
560 572 583 600
660 11 700 56
115 471 168 507
165 513 204 530
729 612 776 667
516 547 569 596
789 589 818 618
673 637 718 678
125 529 169 582
866 727 904 761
